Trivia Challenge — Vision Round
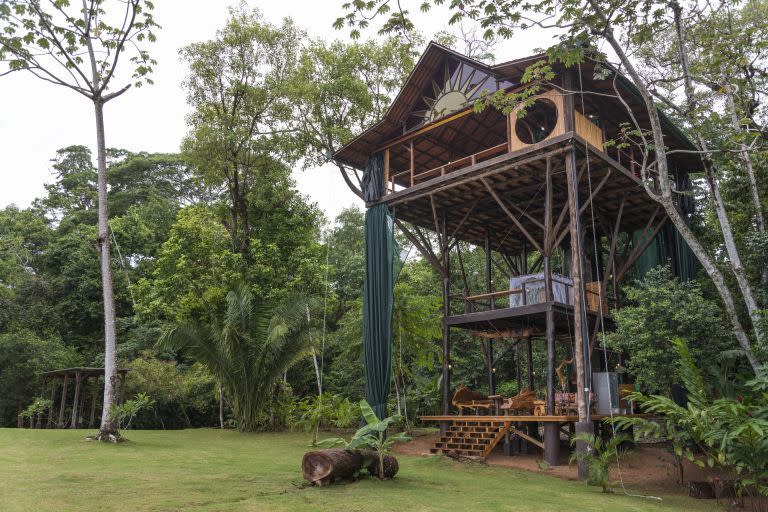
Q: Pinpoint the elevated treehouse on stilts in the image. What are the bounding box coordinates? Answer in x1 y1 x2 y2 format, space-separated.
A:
333 43 696 465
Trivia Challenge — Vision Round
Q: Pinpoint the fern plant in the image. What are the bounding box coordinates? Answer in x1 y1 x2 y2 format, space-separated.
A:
569 432 632 493
612 338 768 509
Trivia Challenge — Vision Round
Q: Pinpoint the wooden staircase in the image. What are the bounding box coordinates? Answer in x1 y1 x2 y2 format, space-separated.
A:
430 419 511 458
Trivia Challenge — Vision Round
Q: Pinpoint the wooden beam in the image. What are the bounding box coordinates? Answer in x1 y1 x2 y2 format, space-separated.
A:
384 148 390 194
472 328 543 339
430 194 443 250
482 178 543 253
57 373 69 428
394 218 447 278
409 140 415 187
544 157 553 254
551 164 586 247
509 426 545 449
578 169 613 216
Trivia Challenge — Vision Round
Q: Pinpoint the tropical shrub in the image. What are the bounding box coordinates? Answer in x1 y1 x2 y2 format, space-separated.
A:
109 393 155 439
613 339 768 509
159 285 315 431
319 400 411 479
604 266 734 394
296 392 361 444
20 398 53 428
569 432 632 493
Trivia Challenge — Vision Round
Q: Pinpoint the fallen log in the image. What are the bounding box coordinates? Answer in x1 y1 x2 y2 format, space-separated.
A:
360 449 399 479
301 449 400 485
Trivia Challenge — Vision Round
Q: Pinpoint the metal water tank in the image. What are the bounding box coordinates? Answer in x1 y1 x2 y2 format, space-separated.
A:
592 372 619 415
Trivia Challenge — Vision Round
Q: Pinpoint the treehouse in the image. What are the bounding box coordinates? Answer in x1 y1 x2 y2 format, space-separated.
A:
333 43 696 465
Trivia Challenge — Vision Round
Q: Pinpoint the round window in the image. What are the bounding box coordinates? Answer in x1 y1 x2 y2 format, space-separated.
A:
514 98 559 145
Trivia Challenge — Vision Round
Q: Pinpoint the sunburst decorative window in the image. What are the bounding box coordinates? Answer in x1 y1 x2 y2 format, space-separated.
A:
411 61 496 125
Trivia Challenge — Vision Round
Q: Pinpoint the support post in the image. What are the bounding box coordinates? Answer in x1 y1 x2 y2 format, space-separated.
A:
57 373 69 428
565 146 591 480
441 211 451 419
89 376 99 429
484 225 495 395
47 376 58 428
70 371 82 428
543 255 560 465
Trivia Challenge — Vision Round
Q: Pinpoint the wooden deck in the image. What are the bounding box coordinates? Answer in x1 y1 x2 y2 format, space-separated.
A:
421 413 649 423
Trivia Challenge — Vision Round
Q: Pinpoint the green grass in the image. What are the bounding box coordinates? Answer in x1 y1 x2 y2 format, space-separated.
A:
0 429 717 512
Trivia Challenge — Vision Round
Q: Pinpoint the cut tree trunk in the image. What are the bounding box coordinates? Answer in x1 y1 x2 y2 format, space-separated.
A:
301 449 400 485
302 449 365 486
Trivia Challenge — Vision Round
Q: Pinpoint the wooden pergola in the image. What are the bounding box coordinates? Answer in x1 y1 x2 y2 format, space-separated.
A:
34 367 129 429
335 42 696 465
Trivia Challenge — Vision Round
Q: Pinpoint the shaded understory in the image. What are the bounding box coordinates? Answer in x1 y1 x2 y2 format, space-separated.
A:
0 429 719 512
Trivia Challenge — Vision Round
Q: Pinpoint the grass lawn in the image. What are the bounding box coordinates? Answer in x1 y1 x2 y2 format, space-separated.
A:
0 428 719 512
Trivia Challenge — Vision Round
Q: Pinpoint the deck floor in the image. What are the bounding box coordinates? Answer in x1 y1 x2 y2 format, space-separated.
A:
421 414 648 423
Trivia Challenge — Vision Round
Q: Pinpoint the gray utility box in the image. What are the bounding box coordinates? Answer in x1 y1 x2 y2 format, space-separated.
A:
592 372 619 415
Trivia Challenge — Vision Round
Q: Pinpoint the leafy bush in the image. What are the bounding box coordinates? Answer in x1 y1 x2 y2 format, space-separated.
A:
124 353 217 429
109 393 155 439
604 266 734 394
569 432 632 493
20 398 53 428
613 339 768 507
296 392 360 444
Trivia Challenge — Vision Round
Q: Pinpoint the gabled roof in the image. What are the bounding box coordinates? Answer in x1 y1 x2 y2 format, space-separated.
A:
334 42 541 169
333 42 697 171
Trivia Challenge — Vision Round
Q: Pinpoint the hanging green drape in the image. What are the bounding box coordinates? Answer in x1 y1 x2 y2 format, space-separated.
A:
633 224 696 281
363 204 398 419
361 153 400 420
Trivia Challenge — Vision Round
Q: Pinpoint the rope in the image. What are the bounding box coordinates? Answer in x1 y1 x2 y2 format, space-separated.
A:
576 61 661 502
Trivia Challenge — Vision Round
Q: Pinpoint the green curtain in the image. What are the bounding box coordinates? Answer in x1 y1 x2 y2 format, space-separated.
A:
632 224 696 281
363 204 399 420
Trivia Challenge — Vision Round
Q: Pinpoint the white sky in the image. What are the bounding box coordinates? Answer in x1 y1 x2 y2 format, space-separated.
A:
0 0 548 222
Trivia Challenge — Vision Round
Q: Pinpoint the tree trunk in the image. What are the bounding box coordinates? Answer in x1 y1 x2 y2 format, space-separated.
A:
301 449 399 485
302 449 365 486
218 382 224 429
585 0 762 371
94 98 119 438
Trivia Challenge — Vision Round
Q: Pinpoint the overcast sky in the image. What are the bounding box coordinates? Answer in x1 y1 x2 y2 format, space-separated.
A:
0 1 547 222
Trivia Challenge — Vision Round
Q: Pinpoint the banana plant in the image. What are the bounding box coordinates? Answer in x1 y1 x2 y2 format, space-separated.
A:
319 400 411 479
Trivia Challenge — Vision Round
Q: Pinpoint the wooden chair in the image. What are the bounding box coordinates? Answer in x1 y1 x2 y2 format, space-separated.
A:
452 385 494 415
500 389 537 415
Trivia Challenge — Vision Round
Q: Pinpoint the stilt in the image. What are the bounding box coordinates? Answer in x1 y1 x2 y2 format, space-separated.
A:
89 376 99 428
543 255 560 465
566 145 591 480
440 211 451 433
484 226 495 395
70 371 82 428
47 376 58 428
57 373 69 428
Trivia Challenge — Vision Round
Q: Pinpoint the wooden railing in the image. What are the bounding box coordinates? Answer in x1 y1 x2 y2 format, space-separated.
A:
387 142 509 193
454 275 611 315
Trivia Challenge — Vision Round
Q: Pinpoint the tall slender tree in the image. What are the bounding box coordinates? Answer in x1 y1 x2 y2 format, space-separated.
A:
180 6 301 259
0 0 158 439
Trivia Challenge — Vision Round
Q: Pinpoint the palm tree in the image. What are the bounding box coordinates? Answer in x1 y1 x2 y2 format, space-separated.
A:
159 285 314 432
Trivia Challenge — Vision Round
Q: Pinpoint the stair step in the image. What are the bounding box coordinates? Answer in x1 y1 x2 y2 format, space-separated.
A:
430 448 484 457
